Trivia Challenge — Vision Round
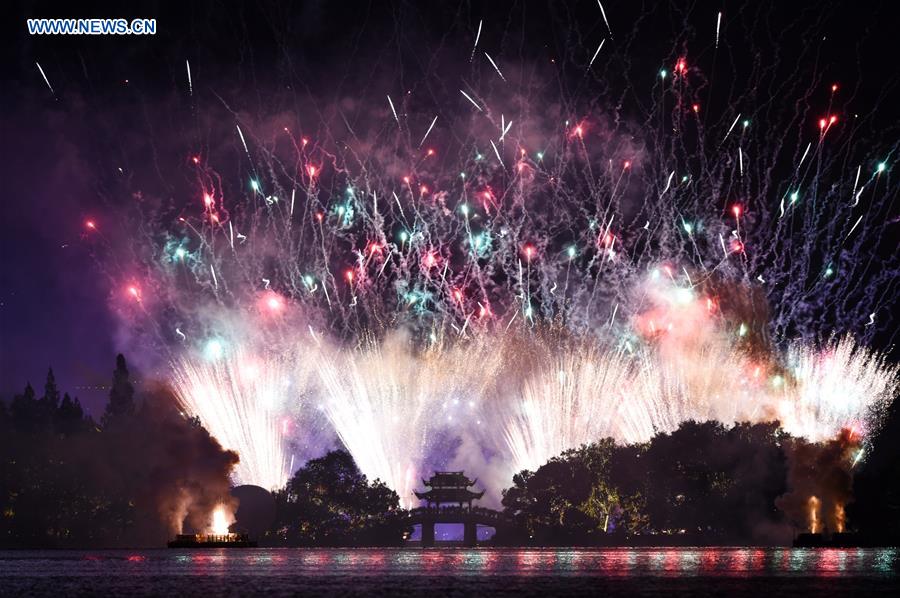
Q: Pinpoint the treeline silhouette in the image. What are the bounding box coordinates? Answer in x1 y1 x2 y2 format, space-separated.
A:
495 413 900 546
0 355 236 548
497 422 792 545
3 356 899 548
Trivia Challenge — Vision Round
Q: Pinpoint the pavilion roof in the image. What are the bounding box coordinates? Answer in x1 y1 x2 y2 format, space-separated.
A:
414 487 485 503
422 471 477 488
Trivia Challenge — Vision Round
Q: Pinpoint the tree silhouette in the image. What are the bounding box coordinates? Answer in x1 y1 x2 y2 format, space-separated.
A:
1 355 237 548
56 393 85 436
272 450 408 546
10 383 42 432
500 421 792 545
102 354 135 426
42 368 60 410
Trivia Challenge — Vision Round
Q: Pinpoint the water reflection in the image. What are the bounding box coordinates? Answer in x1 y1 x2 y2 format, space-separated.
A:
875 549 896 572
1 548 898 580
789 548 810 572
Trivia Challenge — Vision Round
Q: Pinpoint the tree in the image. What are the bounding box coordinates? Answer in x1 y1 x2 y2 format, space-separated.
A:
501 455 596 544
102 354 135 426
579 481 620 533
272 450 407 546
10 383 43 433
56 393 85 436
639 421 789 540
42 368 60 411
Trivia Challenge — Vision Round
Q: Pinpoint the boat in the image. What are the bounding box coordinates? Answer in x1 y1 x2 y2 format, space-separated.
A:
793 532 898 548
167 532 257 548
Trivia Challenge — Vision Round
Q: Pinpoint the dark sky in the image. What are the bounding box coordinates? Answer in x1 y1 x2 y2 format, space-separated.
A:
1 0 897 415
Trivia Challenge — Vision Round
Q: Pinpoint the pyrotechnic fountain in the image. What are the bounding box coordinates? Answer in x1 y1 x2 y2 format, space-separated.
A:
169 343 306 490
84 4 899 498
809 496 821 534
315 334 441 507
499 344 632 473
210 504 232 536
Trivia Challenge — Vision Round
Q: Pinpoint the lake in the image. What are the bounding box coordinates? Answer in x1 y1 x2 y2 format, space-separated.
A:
1 547 898 596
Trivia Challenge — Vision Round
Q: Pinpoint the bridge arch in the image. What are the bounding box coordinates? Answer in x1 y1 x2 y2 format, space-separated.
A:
404 506 513 547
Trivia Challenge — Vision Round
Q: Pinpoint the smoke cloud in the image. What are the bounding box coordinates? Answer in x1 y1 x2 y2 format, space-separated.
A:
79 382 240 544
776 428 859 534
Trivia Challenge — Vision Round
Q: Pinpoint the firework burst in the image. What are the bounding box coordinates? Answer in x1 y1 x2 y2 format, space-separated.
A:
78 4 899 493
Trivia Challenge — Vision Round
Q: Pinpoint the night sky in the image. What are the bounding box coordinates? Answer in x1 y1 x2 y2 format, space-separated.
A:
2 0 898 417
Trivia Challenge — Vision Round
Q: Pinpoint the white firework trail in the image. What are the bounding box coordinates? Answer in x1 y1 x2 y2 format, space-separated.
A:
419 115 438 147
236 124 251 159
597 1 613 37
470 19 482 62
716 12 722 49
459 89 483 111
35 62 55 96
589 39 606 69
484 51 507 82
387 95 400 128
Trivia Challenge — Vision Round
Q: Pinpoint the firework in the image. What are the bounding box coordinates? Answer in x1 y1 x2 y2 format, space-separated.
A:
169 341 316 490
498 343 631 472
315 332 499 506
84 5 898 495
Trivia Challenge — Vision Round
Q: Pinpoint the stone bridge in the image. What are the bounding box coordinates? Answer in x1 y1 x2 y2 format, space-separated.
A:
404 506 514 547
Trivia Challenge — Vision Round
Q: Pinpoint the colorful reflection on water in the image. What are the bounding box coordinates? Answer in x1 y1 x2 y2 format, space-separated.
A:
1 548 897 579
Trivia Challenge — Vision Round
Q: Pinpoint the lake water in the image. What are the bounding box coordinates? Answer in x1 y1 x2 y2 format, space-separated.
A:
1 547 898 596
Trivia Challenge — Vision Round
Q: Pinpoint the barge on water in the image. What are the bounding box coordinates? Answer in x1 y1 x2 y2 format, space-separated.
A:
167 532 257 548
793 532 898 548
